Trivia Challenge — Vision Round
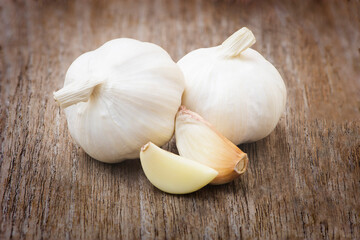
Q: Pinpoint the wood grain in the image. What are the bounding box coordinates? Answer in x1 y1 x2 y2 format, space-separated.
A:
1 0 359 239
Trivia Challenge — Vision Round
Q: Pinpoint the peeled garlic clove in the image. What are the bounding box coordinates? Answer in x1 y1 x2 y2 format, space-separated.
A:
175 106 248 185
140 142 218 194
53 39 184 163
178 27 287 145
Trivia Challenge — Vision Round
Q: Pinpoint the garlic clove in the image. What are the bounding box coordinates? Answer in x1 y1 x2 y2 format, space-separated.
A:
175 106 248 185
140 142 218 194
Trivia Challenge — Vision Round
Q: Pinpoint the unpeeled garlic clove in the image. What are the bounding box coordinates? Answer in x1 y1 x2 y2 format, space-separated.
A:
175 106 248 185
140 142 218 194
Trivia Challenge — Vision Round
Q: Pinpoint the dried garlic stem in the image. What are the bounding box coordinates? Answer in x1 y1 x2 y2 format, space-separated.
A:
220 27 256 58
53 79 104 109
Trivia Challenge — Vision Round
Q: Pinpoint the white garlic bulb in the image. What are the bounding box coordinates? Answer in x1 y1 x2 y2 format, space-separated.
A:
54 39 184 163
178 27 287 145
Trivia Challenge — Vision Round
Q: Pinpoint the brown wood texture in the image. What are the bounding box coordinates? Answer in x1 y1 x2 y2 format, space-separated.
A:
1 0 359 239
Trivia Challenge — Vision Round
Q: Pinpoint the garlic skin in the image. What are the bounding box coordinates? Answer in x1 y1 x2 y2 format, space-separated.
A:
178 27 287 145
54 39 184 163
175 106 248 185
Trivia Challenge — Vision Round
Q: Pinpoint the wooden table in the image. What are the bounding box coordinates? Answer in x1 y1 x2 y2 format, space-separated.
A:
1 0 359 239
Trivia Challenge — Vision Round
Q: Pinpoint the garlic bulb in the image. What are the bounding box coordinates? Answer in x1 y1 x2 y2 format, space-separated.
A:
54 39 184 163
178 27 287 145
175 106 248 185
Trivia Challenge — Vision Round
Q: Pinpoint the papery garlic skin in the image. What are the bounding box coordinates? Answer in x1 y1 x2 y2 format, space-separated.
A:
175 106 248 185
178 28 286 145
54 39 184 163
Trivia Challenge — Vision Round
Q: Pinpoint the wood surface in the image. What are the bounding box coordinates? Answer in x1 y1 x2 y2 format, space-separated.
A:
1 0 359 239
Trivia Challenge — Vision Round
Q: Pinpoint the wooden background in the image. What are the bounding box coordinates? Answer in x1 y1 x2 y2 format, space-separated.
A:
1 0 359 239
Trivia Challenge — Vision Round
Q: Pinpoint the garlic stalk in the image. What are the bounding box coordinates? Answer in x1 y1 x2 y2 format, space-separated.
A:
178 27 287 145
175 106 248 185
140 142 218 194
54 39 185 163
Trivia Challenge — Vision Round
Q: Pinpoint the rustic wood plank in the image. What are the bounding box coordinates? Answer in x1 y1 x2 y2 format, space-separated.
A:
0 0 359 239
